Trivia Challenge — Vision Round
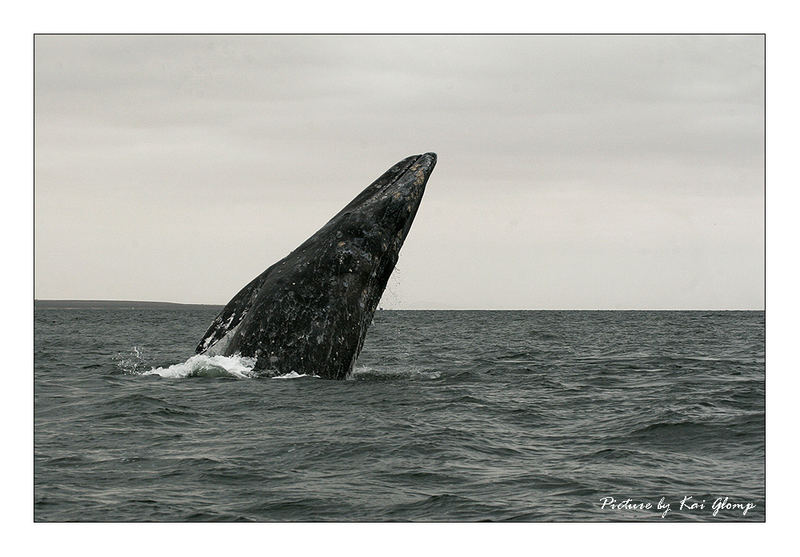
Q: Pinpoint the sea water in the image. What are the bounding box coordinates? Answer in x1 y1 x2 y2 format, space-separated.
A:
34 306 764 521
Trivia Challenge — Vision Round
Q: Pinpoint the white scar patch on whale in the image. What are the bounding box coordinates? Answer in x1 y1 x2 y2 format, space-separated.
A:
201 318 245 356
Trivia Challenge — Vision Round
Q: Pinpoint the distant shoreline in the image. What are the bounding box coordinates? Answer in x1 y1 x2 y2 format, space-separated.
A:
33 300 763 312
34 299 224 310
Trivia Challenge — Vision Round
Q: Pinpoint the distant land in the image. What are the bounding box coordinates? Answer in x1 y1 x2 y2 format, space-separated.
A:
33 300 762 311
34 299 224 310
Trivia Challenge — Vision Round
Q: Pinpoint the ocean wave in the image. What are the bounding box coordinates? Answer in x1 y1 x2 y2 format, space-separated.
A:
348 365 441 381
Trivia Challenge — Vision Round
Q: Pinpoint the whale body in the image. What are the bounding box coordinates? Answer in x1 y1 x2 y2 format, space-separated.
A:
196 153 437 379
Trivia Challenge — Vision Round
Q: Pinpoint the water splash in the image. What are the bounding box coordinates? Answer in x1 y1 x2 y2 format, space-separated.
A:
379 266 404 309
113 346 150 374
115 349 325 379
272 371 319 379
144 354 257 379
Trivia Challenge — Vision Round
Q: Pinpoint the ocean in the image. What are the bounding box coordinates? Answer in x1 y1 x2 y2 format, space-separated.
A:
34 305 765 521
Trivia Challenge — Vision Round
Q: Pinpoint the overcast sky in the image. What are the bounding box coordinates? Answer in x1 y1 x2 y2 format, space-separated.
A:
34 34 764 309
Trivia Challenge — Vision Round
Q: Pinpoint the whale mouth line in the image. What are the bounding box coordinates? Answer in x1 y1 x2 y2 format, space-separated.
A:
379 152 437 193
382 154 425 191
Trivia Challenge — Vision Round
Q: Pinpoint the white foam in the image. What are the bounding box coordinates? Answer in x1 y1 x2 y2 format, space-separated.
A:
144 354 257 379
272 371 319 379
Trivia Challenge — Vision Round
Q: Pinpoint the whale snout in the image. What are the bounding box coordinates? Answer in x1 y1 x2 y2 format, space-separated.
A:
423 152 437 162
413 152 437 174
398 152 437 189
419 152 437 164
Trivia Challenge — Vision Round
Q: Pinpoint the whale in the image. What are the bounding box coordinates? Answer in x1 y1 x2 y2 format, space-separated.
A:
196 152 437 379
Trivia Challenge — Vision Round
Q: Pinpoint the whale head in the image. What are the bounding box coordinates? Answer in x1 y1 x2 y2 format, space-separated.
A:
196 153 437 378
308 152 437 286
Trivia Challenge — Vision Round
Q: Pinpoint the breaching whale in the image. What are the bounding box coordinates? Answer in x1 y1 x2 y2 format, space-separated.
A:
196 152 437 379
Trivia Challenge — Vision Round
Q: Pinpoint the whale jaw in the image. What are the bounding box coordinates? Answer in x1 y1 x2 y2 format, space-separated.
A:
196 153 437 379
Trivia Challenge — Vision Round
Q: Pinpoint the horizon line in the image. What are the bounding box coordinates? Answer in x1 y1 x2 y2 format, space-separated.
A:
33 298 765 311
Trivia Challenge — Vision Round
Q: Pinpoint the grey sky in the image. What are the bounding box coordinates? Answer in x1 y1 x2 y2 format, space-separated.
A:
34 35 764 309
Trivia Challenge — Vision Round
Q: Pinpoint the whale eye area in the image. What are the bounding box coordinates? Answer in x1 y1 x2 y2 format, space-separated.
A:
335 239 373 275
